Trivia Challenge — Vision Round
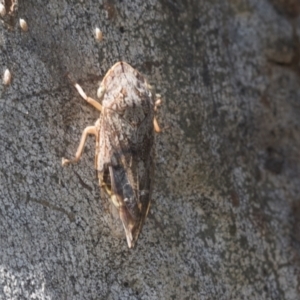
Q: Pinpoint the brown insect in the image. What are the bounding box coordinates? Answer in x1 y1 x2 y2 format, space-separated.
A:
62 62 161 248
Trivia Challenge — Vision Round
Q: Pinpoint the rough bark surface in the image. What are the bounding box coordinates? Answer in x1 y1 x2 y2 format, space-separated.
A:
0 0 300 299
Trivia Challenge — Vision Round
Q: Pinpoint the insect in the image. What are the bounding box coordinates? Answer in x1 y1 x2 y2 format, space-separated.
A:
62 61 161 248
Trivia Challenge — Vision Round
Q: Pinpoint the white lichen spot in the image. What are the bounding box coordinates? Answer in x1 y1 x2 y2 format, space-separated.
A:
19 18 28 31
94 27 103 42
3 69 12 85
0 3 6 17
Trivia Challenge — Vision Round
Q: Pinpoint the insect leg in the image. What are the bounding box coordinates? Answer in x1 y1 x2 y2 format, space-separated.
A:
62 126 98 166
154 97 162 111
74 83 102 112
153 117 161 133
153 94 162 133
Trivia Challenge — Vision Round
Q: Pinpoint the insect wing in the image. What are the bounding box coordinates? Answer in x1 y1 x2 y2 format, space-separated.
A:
96 62 155 246
103 109 153 204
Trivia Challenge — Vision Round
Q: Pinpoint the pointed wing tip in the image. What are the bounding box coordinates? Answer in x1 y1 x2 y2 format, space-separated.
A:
126 231 135 248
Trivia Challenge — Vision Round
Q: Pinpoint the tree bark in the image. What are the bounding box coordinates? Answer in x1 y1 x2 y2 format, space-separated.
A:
0 0 299 299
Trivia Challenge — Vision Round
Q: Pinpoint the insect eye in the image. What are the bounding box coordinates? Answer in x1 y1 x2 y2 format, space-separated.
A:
97 85 106 99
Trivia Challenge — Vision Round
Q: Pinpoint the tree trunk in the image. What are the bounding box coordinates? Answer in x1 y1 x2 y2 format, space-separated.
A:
0 0 299 299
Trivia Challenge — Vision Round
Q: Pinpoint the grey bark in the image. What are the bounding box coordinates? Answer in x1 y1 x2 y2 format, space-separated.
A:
0 0 300 299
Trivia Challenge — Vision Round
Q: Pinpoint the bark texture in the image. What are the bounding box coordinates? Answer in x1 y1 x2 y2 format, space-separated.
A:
0 0 300 299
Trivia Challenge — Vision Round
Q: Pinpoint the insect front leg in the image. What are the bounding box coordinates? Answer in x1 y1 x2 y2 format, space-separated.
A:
62 126 98 166
153 94 162 133
74 83 102 112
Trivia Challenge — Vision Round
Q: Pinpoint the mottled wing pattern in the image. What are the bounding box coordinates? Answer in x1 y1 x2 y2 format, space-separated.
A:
96 62 155 247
